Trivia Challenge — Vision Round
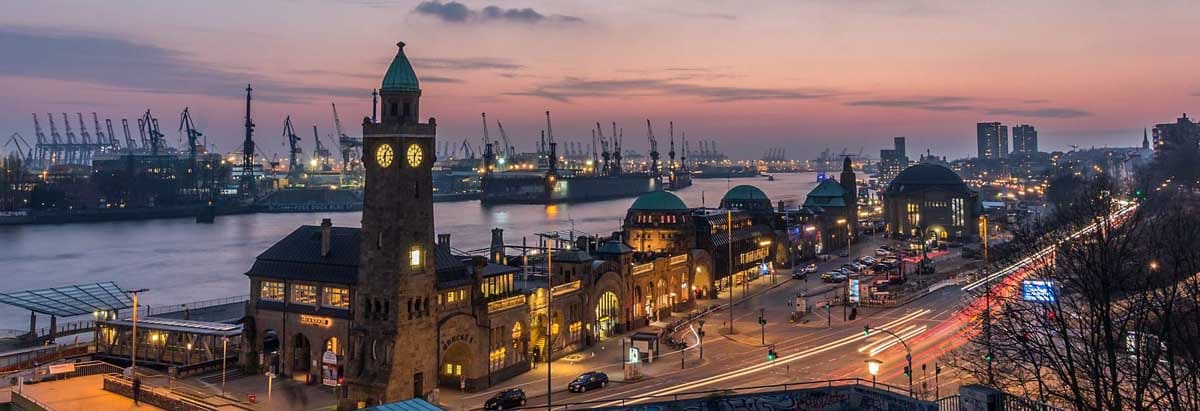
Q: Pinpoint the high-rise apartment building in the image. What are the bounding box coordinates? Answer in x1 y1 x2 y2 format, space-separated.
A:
977 122 1008 160
1011 124 1038 155
878 136 909 183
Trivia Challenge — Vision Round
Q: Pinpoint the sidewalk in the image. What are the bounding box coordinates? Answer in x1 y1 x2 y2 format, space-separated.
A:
15 374 160 410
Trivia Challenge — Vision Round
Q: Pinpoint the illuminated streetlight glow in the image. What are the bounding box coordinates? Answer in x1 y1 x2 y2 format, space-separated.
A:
866 359 882 376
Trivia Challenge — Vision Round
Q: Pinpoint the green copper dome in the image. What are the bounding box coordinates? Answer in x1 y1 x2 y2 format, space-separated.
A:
721 185 768 202
630 191 688 211
381 42 420 92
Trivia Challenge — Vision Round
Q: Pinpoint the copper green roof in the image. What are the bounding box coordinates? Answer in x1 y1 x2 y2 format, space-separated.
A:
630 190 687 211
722 185 769 202
802 180 848 208
381 42 420 92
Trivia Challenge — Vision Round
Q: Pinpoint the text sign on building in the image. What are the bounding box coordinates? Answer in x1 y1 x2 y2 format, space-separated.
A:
848 279 861 303
1021 280 1056 303
299 314 333 327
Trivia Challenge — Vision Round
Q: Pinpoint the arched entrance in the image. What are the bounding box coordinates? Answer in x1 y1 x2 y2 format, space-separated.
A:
441 341 473 389
594 291 619 340
530 313 548 363
292 333 311 379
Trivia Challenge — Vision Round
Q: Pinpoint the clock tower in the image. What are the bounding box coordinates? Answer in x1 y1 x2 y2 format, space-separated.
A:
344 41 438 407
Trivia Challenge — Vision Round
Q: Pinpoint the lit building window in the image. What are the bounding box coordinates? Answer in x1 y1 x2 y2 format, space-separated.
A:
291 284 318 305
322 287 350 309
261 281 284 301
410 247 422 268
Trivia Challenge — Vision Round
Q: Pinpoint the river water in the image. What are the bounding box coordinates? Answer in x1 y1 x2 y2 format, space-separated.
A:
0 172 819 331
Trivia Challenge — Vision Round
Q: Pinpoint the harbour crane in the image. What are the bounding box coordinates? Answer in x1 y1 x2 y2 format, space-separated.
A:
91 113 106 149
179 107 203 188
331 103 361 170
612 122 623 175
481 112 495 171
121 119 136 152
545 111 558 173
282 116 302 178
4 133 33 162
32 113 47 164
312 125 331 171
105 119 120 151
140 110 165 155
495 120 514 159
242 84 257 197
668 121 676 172
77 112 92 162
645 119 659 174
62 113 77 163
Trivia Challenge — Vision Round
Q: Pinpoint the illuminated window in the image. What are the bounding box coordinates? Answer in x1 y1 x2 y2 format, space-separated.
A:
447 291 457 303
322 287 350 309
325 337 340 355
261 281 284 301
291 284 318 305
409 247 422 268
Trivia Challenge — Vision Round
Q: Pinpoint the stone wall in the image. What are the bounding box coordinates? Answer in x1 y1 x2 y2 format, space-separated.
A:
592 384 937 411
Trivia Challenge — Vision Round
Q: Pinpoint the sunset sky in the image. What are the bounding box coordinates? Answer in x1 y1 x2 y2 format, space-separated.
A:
2 0 1198 159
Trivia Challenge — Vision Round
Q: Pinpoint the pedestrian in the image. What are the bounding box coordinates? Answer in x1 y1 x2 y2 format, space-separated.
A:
132 377 142 406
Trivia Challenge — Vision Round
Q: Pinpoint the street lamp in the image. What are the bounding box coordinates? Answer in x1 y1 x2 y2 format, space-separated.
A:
697 320 705 359
865 359 882 387
864 325 914 397
123 288 149 376
837 219 851 321
222 336 229 395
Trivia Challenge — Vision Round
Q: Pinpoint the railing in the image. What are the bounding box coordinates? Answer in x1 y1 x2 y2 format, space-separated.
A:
148 295 249 317
35 319 95 338
538 378 921 410
487 295 527 313
11 387 56 411
551 280 581 297
632 263 654 275
670 254 688 266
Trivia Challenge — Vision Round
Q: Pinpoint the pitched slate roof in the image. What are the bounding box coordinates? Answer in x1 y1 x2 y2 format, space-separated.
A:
246 225 361 284
246 225 512 288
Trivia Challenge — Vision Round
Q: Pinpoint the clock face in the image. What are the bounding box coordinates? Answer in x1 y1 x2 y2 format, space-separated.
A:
376 144 394 168
407 144 423 167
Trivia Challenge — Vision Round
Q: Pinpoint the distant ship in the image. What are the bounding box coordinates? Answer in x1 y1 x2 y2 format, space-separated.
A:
692 163 758 179
481 169 659 204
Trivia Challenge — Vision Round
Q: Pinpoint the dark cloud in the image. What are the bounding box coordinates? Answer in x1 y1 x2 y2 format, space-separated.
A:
985 107 1091 118
0 27 361 103
413 1 582 24
414 57 523 71
846 96 973 110
414 0 470 22
421 75 462 83
506 77 837 103
1190 90 1200 97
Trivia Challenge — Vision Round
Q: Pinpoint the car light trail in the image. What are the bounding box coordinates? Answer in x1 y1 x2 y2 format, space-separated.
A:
867 325 927 357
595 309 932 407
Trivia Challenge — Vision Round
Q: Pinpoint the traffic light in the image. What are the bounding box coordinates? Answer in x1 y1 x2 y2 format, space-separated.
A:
984 352 994 362
767 348 777 361
759 317 766 325
863 325 871 336
903 365 911 377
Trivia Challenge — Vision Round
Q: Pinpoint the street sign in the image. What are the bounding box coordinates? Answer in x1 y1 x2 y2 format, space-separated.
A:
1021 280 1055 303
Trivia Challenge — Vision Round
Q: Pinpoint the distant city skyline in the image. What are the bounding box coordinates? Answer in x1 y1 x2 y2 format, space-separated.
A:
2 0 1198 159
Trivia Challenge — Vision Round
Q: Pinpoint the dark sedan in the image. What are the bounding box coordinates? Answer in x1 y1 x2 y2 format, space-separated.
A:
568 371 609 393
484 388 527 410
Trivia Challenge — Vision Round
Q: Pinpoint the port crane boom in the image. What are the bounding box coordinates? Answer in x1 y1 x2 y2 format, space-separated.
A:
282 116 302 178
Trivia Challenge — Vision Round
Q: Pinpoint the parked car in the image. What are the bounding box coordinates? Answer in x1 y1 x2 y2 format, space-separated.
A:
821 271 841 282
841 264 859 273
860 256 877 265
485 388 527 410
875 248 892 256
838 250 850 257
851 263 868 272
832 273 849 282
568 371 609 393
872 263 891 272
802 263 819 273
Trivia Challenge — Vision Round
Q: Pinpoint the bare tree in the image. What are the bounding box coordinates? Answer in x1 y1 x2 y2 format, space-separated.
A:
952 176 1200 410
